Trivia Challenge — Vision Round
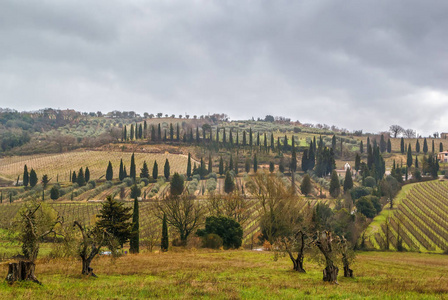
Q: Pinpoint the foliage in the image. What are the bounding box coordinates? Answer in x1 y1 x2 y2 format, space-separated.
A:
96 197 132 247
197 216 243 249
170 172 184 196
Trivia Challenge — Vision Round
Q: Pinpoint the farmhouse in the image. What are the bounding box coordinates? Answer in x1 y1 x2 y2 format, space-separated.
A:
438 151 448 163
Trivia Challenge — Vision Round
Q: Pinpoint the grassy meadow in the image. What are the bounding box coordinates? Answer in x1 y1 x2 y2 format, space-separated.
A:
0 249 447 299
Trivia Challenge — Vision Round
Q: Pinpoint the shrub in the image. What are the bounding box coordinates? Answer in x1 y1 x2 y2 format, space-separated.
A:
198 216 243 249
356 196 376 218
202 233 223 249
363 176 376 188
350 186 372 201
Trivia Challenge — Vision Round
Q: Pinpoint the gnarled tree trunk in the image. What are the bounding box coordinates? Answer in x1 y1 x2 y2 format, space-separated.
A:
81 259 97 277
323 259 339 282
6 261 41 285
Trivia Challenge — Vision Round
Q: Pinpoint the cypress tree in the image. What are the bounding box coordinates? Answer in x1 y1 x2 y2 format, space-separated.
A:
123 126 127 141
170 172 184 196
153 161 158 179
236 130 239 146
387 138 392 153
301 149 309 172
123 166 128 178
400 137 405 154
245 158 251 173
161 214 168 252
257 132 260 146
229 129 233 146
50 186 59 200
277 137 281 154
271 133 275 152
151 125 156 141
224 171 235 194
355 153 361 172
130 124 134 140
332 135 336 150
360 140 364 153
242 131 247 146
249 128 253 147
264 132 268 151
223 128 226 145
158 124 162 141
234 156 239 174
416 139 420 153
300 174 312 196
77 167 85 186
130 153 136 181
85 167 90 183
170 123 174 141
343 168 353 192
269 161 275 173
187 153 192 178
164 130 167 141
279 156 285 173
189 128 193 143
432 140 435 153
329 170 340 198
23 165 29 187
119 159 124 181
29 169 38 187
219 156 224 175
144 121 147 139
130 197 140 253
308 142 315 170
208 154 213 174
253 154 258 173
216 127 219 143
72 171 77 184
106 161 113 181
380 135 386 153
440 142 444 153
415 156 419 169
164 159 170 180
423 138 428 154
176 123 180 141
407 144 413 168
229 155 234 172
196 127 200 143
140 161 149 178
283 135 288 152
290 136 297 173
138 124 143 139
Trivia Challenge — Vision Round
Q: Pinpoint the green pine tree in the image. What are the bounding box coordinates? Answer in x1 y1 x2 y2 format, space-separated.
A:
140 161 149 178
97 196 133 247
416 139 420 153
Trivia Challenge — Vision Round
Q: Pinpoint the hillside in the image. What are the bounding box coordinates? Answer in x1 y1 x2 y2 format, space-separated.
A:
365 180 448 253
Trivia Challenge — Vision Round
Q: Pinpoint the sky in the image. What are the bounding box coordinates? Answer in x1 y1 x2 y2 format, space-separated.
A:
1 0 448 136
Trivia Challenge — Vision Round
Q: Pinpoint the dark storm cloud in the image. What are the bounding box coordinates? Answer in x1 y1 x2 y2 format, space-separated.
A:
1 0 448 135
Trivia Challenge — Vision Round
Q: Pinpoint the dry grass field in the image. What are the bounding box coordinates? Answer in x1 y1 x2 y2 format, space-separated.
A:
0 249 447 299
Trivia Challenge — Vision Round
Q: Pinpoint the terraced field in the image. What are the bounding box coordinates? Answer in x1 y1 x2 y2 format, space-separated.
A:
366 180 448 253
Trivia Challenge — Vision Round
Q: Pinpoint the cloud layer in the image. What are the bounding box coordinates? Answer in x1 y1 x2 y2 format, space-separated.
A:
1 0 448 135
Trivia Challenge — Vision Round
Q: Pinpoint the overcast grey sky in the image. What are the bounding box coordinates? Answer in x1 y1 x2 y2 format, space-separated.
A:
1 0 448 135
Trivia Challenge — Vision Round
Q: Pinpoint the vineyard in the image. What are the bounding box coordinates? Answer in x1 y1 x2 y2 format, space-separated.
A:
366 180 448 253
0 150 191 182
